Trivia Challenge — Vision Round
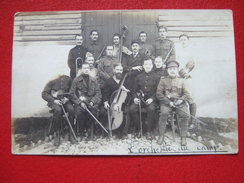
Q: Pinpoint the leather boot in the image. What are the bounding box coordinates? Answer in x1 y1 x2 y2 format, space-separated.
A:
54 131 60 146
157 136 165 145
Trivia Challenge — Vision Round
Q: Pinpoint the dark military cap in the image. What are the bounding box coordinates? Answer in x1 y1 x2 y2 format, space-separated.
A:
131 40 140 45
166 61 180 68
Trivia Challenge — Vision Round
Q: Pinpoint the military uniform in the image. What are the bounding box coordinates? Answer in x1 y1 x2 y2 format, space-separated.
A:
156 75 192 141
97 56 120 88
67 45 89 79
139 41 154 58
42 75 75 145
85 40 104 61
130 71 159 138
155 38 176 63
69 74 102 138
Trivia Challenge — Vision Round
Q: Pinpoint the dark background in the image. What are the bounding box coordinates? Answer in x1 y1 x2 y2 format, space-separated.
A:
0 0 243 182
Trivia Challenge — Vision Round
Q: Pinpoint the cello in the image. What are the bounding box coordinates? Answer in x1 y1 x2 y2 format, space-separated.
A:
109 73 130 130
107 25 131 131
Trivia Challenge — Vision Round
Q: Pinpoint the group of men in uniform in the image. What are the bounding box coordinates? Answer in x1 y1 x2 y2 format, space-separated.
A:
42 25 196 147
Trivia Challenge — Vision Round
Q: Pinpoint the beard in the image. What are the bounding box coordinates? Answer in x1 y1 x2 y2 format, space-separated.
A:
115 73 123 79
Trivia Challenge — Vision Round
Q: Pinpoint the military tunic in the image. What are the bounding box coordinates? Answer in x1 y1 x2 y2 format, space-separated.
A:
156 76 192 137
155 38 176 63
97 56 120 88
85 40 104 61
139 41 154 58
41 75 74 139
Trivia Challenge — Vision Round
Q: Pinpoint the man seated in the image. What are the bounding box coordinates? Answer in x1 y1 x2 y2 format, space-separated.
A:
42 75 75 146
129 59 159 140
69 63 102 140
156 61 193 146
100 63 130 139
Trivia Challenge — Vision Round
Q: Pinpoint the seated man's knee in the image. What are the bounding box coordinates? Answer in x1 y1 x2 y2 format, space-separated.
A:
147 103 156 112
159 105 171 116
130 103 138 113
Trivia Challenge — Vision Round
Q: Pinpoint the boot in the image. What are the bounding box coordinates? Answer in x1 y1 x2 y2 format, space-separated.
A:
146 132 153 140
157 136 165 145
54 131 60 146
181 137 187 146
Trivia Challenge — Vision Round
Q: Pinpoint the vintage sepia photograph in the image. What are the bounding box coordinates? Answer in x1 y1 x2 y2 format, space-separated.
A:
12 9 238 155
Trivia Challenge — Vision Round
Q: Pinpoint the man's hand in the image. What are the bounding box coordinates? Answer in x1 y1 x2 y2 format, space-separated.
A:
61 97 69 104
54 100 62 105
121 86 130 92
146 98 153 105
134 98 140 105
122 46 132 55
80 102 87 109
112 103 120 112
169 102 176 108
174 99 183 106
89 102 94 107
132 66 143 71
79 96 86 102
104 101 110 110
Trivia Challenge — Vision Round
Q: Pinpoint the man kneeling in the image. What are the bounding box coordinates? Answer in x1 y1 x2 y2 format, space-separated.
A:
156 61 193 146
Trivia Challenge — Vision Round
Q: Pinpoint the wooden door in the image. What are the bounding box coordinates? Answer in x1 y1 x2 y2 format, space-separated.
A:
82 11 120 46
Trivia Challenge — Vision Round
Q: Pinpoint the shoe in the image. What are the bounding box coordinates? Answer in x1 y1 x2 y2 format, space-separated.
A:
157 136 165 145
181 137 187 146
146 132 153 140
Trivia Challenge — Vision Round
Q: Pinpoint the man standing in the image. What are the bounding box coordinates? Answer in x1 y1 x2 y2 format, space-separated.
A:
112 33 132 61
175 34 197 129
156 61 192 146
138 31 154 58
122 40 147 90
155 26 176 63
85 30 104 63
69 63 102 140
129 59 158 140
67 34 90 79
42 75 75 146
97 45 120 88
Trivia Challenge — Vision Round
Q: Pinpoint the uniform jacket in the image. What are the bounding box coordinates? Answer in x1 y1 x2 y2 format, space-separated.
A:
85 41 104 60
69 74 102 106
133 71 159 101
97 56 120 81
156 76 193 105
155 38 176 63
42 75 72 105
139 41 154 58
67 45 88 72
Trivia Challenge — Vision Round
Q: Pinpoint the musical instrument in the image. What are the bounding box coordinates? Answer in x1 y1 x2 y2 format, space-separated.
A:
75 57 83 77
118 25 128 63
51 90 78 142
78 96 108 134
109 73 130 130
